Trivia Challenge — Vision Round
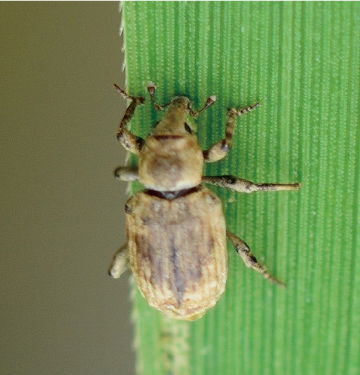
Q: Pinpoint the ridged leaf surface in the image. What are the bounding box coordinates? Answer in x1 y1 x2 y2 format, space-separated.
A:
121 2 360 375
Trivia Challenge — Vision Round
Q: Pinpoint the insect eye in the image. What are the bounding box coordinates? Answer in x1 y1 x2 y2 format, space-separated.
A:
184 123 192 133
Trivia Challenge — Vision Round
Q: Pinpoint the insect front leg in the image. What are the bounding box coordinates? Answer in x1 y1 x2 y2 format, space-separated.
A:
203 103 259 163
108 243 129 279
114 166 139 182
203 175 300 193
226 231 285 287
114 84 145 155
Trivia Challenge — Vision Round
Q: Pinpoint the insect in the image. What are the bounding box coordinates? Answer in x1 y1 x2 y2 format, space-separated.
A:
108 82 300 321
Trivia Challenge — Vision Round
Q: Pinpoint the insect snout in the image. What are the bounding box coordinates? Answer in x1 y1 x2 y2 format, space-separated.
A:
170 96 191 108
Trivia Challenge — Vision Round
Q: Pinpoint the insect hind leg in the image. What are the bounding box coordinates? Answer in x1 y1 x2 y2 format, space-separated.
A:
108 243 129 279
227 230 285 287
114 166 139 181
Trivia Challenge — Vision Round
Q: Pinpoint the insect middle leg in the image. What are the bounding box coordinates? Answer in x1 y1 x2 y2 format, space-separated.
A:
203 175 300 193
114 84 145 155
108 243 129 278
226 231 285 287
203 103 260 163
114 166 139 181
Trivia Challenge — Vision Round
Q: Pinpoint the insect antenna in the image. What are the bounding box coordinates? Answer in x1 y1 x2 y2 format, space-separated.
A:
189 95 217 117
147 82 170 111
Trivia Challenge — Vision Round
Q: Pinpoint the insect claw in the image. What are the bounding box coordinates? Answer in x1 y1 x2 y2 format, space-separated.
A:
265 273 286 288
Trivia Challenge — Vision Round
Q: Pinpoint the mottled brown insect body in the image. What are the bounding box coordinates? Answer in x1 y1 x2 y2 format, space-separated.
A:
109 83 300 321
126 187 226 320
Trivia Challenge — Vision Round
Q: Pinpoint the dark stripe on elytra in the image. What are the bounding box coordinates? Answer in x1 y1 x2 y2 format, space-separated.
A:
184 225 202 284
193 236 203 281
135 234 153 289
149 242 164 286
169 238 184 306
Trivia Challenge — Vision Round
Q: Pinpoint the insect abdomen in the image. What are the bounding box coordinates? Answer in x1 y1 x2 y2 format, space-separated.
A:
126 187 227 320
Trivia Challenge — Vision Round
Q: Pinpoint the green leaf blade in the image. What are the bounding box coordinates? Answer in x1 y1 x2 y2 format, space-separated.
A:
121 2 360 375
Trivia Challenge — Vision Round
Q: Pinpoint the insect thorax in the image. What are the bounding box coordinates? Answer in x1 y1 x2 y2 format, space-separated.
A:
138 134 204 192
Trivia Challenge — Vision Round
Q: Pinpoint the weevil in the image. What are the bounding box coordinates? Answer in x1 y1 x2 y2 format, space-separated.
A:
108 82 300 321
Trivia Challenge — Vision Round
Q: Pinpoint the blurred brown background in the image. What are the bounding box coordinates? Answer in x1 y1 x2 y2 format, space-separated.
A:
0 3 135 374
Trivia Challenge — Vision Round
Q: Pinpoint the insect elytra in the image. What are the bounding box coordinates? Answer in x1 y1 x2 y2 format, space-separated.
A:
109 83 300 321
